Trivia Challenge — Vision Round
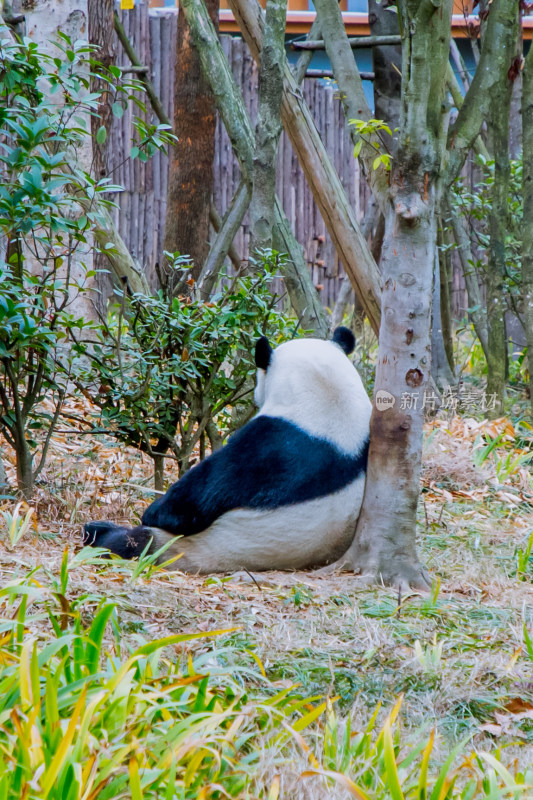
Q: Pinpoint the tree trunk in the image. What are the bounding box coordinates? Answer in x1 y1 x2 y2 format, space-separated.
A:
330 0 453 590
485 3 518 416
331 200 380 332
522 39 533 419
249 0 287 254
179 0 328 336
438 224 455 374
92 205 151 295
25 0 96 321
163 0 219 283
444 0 523 187
88 0 115 181
311 0 390 213
431 247 455 388
0 448 10 496
15 436 33 501
153 453 165 493
198 180 251 299
448 204 489 356
89 0 116 314
346 204 437 589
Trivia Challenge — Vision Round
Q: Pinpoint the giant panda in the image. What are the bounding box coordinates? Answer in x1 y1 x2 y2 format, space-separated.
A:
83 326 371 573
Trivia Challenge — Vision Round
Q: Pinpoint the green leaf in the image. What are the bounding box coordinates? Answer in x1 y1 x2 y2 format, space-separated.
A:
96 125 107 145
383 718 404 800
112 101 124 119
85 603 116 674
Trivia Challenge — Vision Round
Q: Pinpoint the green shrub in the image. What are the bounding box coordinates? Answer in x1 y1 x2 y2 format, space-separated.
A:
75 251 299 488
0 34 172 498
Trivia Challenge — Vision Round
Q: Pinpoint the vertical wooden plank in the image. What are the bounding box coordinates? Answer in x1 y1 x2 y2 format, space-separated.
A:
150 15 161 205
131 190 139 260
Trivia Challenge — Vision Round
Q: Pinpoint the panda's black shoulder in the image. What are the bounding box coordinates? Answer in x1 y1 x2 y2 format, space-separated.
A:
202 415 368 509
142 415 368 535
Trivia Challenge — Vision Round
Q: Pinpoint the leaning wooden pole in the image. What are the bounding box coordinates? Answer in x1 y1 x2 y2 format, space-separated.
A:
226 0 382 334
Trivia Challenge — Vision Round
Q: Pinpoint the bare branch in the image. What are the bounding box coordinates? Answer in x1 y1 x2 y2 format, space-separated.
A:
445 0 520 185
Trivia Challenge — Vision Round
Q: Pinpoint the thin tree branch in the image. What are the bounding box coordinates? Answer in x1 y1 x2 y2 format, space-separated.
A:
446 62 490 160
113 11 172 128
445 0 520 185
311 0 390 214
208 203 242 272
199 179 251 299
179 0 328 335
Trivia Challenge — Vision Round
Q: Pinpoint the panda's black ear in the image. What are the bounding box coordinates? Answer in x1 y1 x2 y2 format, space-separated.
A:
332 326 355 356
255 336 273 370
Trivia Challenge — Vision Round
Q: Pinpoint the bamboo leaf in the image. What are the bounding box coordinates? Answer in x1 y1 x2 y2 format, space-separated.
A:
417 728 435 800
85 604 115 674
129 755 143 800
382 717 404 800
41 686 87 797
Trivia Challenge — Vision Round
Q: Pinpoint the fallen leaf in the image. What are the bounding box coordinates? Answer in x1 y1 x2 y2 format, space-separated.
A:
504 698 533 714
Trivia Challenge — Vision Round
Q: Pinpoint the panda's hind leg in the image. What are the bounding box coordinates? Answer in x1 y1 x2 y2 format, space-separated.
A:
83 521 155 559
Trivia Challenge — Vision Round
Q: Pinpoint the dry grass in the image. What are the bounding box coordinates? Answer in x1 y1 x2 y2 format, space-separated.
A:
1 406 533 795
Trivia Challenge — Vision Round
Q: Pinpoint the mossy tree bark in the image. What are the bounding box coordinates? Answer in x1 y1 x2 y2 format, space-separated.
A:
226 0 382 333
249 0 287 254
484 3 519 416
179 0 328 336
522 38 533 420
311 0 390 214
444 0 520 186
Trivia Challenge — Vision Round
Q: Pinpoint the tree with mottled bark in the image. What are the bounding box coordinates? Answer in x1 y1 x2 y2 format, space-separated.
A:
330 0 454 590
297 0 521 588
484 6 519 415
163 0 219 284
249 0 287 254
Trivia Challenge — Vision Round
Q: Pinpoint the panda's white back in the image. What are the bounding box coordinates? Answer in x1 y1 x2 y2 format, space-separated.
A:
255 337 371 456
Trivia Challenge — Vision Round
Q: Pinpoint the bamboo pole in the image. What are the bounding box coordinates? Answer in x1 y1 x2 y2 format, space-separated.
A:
291 34 401 50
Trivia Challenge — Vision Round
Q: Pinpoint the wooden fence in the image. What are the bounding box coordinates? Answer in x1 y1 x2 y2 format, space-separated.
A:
109 2 370 309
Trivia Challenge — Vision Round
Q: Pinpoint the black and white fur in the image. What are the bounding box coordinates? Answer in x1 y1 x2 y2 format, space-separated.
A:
83 327 371 573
